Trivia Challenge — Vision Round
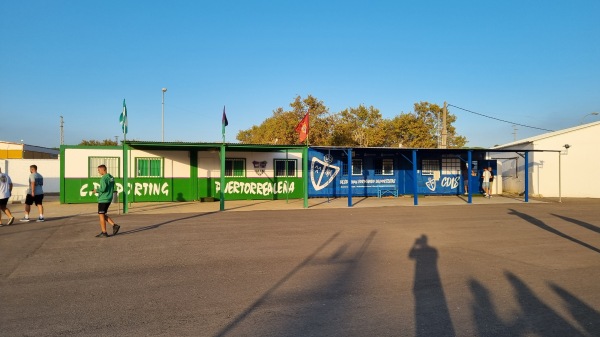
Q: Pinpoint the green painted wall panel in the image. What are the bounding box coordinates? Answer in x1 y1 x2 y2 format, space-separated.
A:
205 177 304 200
64 178 193 203
63 177 304 203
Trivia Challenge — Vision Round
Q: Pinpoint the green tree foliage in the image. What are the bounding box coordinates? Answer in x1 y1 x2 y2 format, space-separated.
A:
79 139 118 146
331 105 387 146
236 97 467 148
383 102 467 148
237 95 335 145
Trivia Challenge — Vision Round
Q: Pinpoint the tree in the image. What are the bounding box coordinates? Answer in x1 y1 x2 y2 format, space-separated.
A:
384 102 467 148
237 95 335 145
79 139 118 146
237 98 467 148
331 105 387 146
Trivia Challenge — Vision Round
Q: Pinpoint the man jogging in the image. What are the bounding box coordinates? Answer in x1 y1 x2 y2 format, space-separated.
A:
92 164 120 238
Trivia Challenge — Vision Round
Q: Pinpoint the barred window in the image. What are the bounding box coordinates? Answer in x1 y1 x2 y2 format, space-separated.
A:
275 159 296 177
374 158 394 175
442 156 461 175
89 157 120 178
226 158 245 177
342 159 363 176
422 159 439 176
136 158 162 177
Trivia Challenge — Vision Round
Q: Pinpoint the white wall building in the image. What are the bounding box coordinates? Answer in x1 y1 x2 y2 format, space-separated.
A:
492 121 600 198
0 159 60 202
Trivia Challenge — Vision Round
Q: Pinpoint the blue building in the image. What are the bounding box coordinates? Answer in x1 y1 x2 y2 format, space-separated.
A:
308 147 497 198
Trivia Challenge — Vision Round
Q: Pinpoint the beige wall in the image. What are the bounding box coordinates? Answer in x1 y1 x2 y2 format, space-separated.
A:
0 159 60 201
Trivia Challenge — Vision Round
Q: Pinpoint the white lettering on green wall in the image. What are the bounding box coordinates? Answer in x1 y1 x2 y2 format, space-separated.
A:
79 182 169 197
215 181 295 196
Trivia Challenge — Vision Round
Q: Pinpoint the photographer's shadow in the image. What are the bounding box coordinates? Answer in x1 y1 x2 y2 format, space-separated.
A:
409 234 455 337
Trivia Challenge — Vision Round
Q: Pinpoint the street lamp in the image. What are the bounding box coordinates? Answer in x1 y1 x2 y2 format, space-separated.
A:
161 88 167 141
580 112 599 125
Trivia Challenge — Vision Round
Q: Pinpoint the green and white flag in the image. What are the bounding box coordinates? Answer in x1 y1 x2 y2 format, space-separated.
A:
119 99 128 135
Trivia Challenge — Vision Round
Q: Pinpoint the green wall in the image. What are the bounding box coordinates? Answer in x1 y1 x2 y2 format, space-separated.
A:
62 177 304 203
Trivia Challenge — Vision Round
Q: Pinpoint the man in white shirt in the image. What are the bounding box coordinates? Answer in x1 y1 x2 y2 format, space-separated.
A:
0 168 15 226
482 167 491 198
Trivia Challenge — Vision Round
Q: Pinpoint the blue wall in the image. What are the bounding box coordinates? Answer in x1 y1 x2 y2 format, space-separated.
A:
307 148 497 197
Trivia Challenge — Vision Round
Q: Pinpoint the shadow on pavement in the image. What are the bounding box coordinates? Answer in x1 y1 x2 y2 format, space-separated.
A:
409 234 455 337
508 209 600 254
551 213 600 234
550 282 600 336
506 271 585 336
116 212 219 236
213 231 342 337
470 272 590 336
214 230 378 336
0 215 82 237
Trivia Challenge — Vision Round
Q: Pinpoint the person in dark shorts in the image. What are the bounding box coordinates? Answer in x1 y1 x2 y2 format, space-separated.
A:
21 165 45 222
0 168 16 226
92 164 120 238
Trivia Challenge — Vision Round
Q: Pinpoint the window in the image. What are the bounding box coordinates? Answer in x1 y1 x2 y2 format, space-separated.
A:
343 159 363 175
225 158 245 177
442 156 461 175
421 159 439 176
89 157 120 178
374 158 394 175
136 158 162 177
275 159 296 177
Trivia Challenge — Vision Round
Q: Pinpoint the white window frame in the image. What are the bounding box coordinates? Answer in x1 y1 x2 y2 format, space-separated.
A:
89 157 120 178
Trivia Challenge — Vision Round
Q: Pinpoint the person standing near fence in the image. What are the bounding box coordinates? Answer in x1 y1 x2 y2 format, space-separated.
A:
92 164 120 238
0 168 16 226
21 165 45 222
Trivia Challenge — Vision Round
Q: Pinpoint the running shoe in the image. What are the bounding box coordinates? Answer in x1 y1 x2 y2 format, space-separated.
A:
95 232 109 238
112 224 120 236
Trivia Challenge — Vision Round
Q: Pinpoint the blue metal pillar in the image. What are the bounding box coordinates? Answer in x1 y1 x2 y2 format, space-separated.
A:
348 148 353 207
467 150 472 204
412 150 418 206
524 151 529 202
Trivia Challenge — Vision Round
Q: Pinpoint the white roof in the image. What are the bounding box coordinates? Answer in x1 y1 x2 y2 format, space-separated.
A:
492 121 600 149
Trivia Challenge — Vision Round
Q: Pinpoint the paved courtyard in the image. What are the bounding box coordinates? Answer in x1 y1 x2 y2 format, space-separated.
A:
1 196 600 336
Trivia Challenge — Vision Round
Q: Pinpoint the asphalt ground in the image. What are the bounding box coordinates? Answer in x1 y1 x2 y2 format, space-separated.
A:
1 196 600 336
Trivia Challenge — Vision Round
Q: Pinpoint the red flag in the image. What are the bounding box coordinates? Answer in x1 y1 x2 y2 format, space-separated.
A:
295 112 309 142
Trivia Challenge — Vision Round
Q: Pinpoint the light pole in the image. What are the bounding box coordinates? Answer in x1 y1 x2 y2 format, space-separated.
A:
162 88 167 142
580 112 599 125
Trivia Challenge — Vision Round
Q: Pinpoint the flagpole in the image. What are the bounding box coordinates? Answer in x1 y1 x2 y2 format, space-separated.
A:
304 110 309 208
294 110 310 208
220 106 227 211
121 99 129 214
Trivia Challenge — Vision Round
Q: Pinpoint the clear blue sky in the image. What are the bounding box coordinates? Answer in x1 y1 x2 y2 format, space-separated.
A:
1 1 599 148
